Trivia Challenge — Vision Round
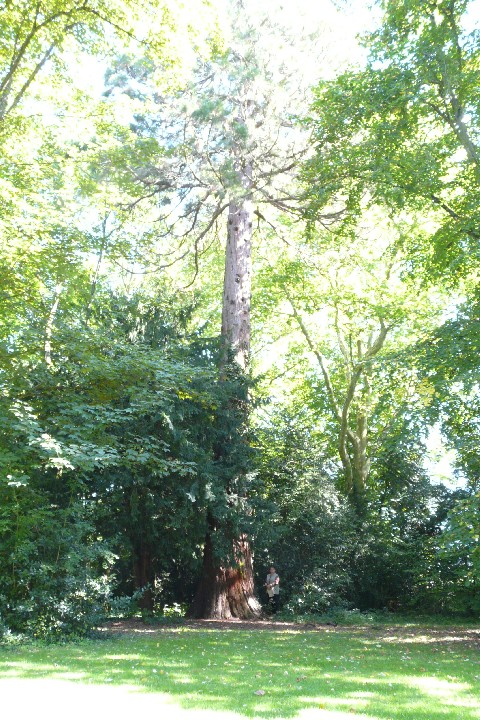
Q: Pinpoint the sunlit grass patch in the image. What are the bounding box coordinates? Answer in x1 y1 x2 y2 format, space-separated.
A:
0 622 479 719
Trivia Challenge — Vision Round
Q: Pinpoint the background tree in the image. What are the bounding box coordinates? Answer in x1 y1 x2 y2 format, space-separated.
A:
254 210 446 507
304 0 480 282
298 0 480 610
0 274 256 633
0 0 228 635
253 403 357 614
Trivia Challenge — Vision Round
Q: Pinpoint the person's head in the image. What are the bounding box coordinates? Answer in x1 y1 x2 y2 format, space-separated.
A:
269 566 276 574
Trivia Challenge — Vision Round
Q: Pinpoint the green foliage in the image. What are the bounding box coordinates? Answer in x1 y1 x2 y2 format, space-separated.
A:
305 0 480 282
252 406 358 612
2 0 480 634
0 277 255 634
405 488 480 615
349 423 458 611
252 395 464 615
0 487 115 640
295 0 480 615
436 490 480 612
416 295 480 482
403 295 480 612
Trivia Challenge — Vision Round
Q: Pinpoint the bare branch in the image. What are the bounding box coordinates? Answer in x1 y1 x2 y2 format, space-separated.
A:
288 299 343 423
44 284 63 366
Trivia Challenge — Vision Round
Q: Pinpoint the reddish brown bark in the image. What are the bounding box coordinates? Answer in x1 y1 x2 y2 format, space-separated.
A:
190 528 261 619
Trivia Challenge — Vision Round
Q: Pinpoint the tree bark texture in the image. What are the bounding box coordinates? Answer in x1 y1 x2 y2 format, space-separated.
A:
221 198 253 369
190 521 261 619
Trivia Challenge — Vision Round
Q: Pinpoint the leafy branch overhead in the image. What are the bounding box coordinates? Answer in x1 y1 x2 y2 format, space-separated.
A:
305 0 480 279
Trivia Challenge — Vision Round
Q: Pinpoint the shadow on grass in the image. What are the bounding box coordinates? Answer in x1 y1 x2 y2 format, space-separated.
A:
0 626 479 719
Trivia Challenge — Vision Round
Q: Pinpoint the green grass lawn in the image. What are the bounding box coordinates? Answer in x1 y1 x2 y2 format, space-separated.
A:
0 621 479 719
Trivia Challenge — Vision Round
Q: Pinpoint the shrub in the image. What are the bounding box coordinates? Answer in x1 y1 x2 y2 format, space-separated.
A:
0 493 117 640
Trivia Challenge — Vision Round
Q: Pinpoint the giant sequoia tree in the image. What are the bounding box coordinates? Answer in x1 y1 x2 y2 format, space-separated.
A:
110 0 333 618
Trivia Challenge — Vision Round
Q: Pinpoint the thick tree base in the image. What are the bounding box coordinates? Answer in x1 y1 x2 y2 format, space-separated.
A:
189 533 261 620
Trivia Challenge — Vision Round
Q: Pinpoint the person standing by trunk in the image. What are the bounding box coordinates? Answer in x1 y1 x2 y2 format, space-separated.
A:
265 566 280 614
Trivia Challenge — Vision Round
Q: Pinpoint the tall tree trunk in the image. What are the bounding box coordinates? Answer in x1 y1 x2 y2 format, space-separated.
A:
191 189 261 620
133 545 154 611
221 197 253 369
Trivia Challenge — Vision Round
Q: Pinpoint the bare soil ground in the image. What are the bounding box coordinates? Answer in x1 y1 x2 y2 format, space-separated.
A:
103 617 316 633
102 618 480 647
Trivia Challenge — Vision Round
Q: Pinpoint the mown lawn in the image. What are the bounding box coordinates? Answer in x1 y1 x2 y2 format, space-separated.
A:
0 621 479 720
